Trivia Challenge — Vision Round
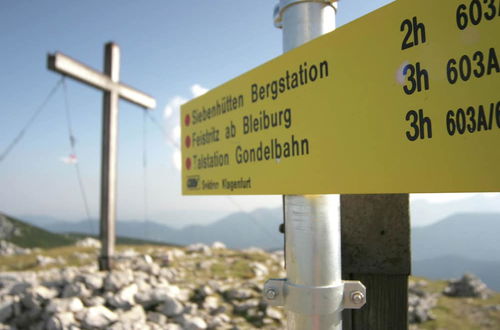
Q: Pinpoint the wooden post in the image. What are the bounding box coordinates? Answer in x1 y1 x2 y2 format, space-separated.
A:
341 194 411 330
47 42 156 270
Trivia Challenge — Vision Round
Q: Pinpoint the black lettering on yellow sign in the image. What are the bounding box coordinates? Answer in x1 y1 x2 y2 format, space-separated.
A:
243 108 292 135
225 121 236 139
192 127 220 147
403 62 430 95
456 0 500 31
192 94 244 125
235 135 309 164
400 16 427 50
446 100 500 136
251 60 329 103
222 177 252 191
446 47 499 84
405 109 433 141
193 152 230 170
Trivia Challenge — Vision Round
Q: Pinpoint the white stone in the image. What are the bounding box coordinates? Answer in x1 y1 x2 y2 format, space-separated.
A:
202 296 219 311
35 255 58 267
46 312 77 330
250 262 269 278
109 321 150 330
81 273 104 290
62 282 90 298
82 305 118 329
180 315 207 330
120 305 146 323
156 296 184 317
146 311 167 325
46 297 84 314
186 243 212 255
82 295 106 307
104 270 134 291
0 299 13 323
266 306 283 320
75 237 101 248
108 283 138 308
211 241 226 249
225 288 253 301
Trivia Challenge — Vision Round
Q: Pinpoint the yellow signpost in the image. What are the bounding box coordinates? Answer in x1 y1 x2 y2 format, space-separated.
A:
181 0 500 195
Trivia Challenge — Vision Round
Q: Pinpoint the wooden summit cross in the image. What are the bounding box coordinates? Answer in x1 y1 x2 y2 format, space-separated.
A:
48 42 156 271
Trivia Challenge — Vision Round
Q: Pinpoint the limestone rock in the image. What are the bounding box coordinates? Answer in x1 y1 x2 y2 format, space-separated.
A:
75 237 101 248
0 297 14 323
35 255 59 267
119 305 146 323
46 312 77 330
81 305 118 329
0 216 21 240
187 243 212 256
104 270 134 291
408 282 437 324
178 315 207 330
0 240 30 256
108 283 138 309
225 288 253 301
443 273 491 299
46 297 84 314
147 311 167 325
249 262 269 278
79 273 104 291
62 282 91 298
211 241 226 250
156 296 184 317
82 295 106 307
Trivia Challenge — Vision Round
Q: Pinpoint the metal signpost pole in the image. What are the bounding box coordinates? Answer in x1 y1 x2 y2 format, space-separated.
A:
272 1 345 329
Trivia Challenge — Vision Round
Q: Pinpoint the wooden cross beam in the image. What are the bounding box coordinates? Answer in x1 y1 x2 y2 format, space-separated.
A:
48 42 156 271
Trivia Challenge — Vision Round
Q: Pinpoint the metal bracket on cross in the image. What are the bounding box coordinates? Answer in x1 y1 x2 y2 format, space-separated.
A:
263 278 366 314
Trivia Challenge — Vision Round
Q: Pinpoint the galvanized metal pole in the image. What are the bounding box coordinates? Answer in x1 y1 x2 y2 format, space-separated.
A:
275 1 341 329
99 43 120 271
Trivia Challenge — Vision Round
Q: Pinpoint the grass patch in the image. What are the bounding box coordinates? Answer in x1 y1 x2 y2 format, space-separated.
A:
3 214 76 248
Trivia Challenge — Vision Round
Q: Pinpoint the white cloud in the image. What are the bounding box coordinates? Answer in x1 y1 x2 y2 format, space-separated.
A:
163 84 209 171
191 84 209 97
173 150 181 171
163 96 187 119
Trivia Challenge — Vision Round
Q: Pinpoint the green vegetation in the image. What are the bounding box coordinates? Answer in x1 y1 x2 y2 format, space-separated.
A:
411 277 500 330
4 214 76 248
0 245 96 271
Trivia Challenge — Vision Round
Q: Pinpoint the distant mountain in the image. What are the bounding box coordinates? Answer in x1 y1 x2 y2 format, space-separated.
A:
410 195 500 227
413 255 500 291
19 209 228 230
412 213 500 262
40 208 284 250
0 213 76 248
412 212 500 291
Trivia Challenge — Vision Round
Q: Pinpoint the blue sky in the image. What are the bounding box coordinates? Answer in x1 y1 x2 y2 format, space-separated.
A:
0 0 497 226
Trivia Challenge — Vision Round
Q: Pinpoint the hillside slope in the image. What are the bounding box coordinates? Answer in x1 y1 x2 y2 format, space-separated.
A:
0 213 75 248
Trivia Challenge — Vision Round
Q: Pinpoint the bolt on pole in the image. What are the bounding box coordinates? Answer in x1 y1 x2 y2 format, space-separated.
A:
274 1 342 329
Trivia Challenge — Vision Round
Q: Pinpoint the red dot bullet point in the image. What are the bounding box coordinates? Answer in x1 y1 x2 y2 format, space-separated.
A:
184 114 190 126
185 135 191 148
185 157 192 170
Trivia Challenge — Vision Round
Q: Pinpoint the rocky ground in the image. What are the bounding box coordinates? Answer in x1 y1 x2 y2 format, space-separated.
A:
1 239 499 329
1 240 286 329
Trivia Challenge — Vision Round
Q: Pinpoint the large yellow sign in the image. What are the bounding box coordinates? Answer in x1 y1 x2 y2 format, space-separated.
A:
181 0 500 195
